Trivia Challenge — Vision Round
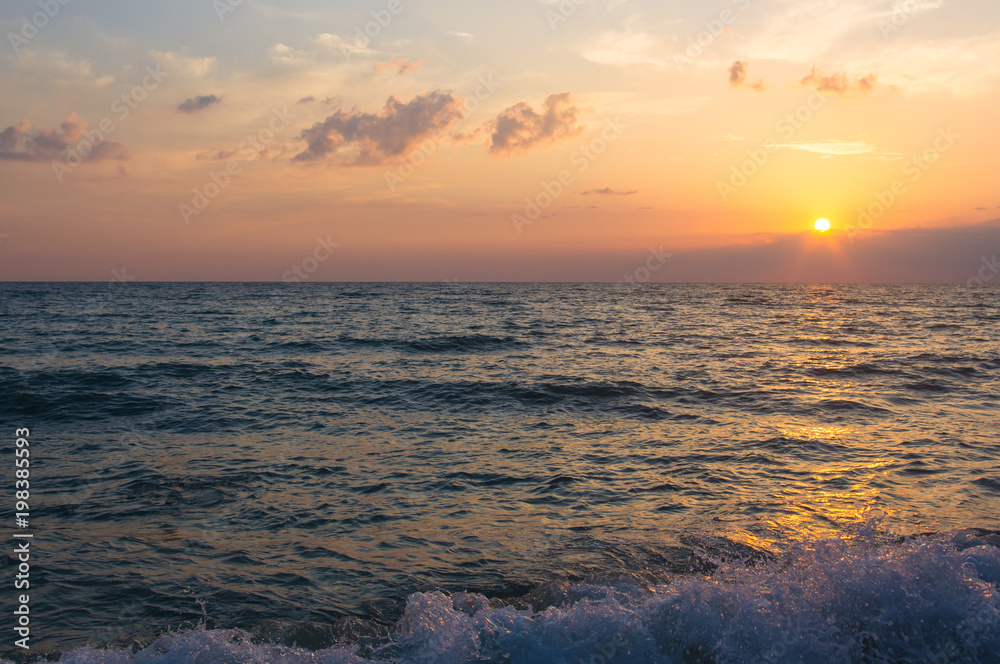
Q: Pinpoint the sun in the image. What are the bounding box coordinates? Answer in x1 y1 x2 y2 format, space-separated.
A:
814 218 831 232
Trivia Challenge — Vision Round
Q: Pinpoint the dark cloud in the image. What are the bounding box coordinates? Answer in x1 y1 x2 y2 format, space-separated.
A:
450 126 485 144
489 93 584 156
800 67 877 95
0 115 128 162
85 165 129 183
177 95 222 114
302 221 999 282
196 142 296 162
299 95 343 106
729 61 747 85
729 61 765 91
374 57 424 75
196 149 239 161
657 221 1000 283
856 74 877 93
581 188 638 196
293 91 464 165
0 122 30 152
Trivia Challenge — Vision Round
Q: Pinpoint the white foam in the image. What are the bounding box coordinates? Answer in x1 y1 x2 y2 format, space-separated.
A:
19 532 1000 664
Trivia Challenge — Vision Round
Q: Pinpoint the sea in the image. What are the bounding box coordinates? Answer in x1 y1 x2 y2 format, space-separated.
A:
1 282 998 663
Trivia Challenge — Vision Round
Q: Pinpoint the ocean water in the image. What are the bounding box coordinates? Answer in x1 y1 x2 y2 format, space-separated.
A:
1 282 998 663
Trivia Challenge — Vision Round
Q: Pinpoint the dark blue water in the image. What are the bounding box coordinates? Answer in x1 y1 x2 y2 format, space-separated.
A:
1 283 998 663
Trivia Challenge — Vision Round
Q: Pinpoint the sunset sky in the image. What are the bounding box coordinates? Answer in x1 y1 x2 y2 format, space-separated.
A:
1 0 998 282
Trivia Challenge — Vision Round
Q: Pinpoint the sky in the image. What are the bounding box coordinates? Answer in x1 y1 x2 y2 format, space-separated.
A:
0 0 998 282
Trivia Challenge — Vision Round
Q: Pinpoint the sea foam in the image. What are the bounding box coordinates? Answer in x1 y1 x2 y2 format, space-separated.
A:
31 530 1000 664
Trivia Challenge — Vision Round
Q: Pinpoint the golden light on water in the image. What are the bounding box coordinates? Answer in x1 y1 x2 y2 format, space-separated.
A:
814 219 831 232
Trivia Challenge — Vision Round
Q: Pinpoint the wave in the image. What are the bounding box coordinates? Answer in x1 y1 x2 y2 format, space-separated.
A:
804 363 899 378
335 334 525 353
41 529 1000 663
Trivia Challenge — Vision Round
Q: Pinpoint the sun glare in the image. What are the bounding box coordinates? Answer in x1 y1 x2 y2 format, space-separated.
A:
814 219 831 232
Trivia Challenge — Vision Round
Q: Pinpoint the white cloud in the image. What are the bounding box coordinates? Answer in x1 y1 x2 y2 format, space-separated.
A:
724 135 902 158
314 33 376 58
267 43 313 65
775 139 880 156
742 0 945 62
580 31 673 67
856 32 1000 96
148 51 216 79
9 50 115 87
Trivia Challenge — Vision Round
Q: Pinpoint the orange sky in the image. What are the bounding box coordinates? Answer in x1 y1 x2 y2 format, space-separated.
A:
1 0 998 281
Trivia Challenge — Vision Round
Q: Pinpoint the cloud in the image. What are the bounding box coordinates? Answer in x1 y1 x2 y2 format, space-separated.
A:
740 0 945 63
299 96 343 106
450 126 486 144
580 31 672 68
729 61 765 91
581 188 637 196
293 91 464 165
85 164 129 183
723 135 899 159
9 49 115 87
0 114 128 163
374 57 424 75
488 93 584 156
314 33 374 58
660 221 1000 283
799 67 877 95
859 32 1000 97
148 50 215 79
267 43 312 65
196 148 239 161
728 61 747 85
774 139 882 157
177 95 222 114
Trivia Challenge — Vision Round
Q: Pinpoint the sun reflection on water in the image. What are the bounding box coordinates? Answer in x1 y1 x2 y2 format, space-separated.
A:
726 424 898 552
